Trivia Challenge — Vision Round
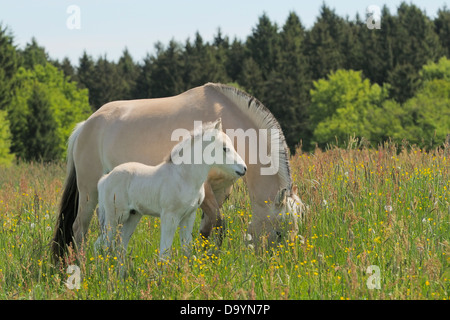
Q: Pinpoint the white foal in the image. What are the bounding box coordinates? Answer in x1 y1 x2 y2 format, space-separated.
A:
95 119 246 259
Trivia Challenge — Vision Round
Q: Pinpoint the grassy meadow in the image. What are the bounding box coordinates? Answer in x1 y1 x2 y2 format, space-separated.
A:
0 141 449 300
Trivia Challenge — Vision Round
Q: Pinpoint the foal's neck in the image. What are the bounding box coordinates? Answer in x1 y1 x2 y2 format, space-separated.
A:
172 162 212 189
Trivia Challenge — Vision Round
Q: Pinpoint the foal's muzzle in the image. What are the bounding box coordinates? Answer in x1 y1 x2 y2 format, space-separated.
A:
236 166 247 177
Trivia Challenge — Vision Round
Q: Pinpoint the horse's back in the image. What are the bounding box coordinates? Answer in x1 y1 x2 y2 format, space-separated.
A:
79 86 223 172
72 83 250 193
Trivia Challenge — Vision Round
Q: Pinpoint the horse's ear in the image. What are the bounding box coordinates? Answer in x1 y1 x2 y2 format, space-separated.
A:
214 118 222 130
275 188 287 207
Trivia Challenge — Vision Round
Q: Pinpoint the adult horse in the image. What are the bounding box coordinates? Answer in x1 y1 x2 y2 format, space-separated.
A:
51 83 304 260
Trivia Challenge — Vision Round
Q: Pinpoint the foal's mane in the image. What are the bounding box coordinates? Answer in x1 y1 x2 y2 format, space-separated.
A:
205 83 292 191
164 120 218 163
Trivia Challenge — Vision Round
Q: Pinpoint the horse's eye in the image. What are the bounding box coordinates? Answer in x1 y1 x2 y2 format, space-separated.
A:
223 147 230 153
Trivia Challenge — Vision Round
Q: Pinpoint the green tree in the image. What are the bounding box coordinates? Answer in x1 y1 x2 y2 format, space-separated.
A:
369 98 407 143
92 55 124 108
20 37 48 69
0 110 13 165
386 3 442 103
53 57 75 80
401 57 450 148
357 5 395 87
75 51 96 105
118 48 139 100
24 83 60 161
246 13 280 82
0 24 19 111
420 55 450 81
182 31 230 89
148 40 184 97
304 4 347 81
238 57 264 99
309 69 389 148
8 64 91 160
225 38 246 82
342 14 365 72
211 28 232 84
267 12 311 150
434 6 450 57
134 53 153 99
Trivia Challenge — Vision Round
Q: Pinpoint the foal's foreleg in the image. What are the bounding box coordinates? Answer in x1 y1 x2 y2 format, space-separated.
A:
179 209 197 257
159 212 180 259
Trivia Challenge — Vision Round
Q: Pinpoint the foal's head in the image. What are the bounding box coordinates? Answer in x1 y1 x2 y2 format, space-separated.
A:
169 118 246 178
203 118 247 178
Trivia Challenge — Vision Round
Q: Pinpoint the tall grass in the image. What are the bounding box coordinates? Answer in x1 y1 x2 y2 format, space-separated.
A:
0 142 448 300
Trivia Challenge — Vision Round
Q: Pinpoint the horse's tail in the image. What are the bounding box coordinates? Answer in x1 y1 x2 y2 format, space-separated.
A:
51 121 85 262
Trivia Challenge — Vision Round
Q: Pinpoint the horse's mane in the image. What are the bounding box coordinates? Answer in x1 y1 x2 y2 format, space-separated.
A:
205 83 292 191
164 120 217 163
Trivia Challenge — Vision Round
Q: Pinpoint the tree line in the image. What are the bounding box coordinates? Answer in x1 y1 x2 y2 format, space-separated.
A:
0 2 449 164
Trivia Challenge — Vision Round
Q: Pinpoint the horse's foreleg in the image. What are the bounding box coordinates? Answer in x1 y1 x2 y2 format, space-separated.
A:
199 183 223 242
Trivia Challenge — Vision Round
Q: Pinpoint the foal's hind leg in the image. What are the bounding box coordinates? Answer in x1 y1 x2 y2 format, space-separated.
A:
120 212 142 253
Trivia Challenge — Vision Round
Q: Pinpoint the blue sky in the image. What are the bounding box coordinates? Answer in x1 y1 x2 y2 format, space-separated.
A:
0 0 447 65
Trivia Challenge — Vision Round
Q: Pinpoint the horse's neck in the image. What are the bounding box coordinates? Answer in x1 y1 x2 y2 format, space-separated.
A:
220 106 292 204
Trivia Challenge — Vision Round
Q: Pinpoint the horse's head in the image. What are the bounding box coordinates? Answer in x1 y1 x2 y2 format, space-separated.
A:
204 118 247 178
274 185 304 219
269 184 305 240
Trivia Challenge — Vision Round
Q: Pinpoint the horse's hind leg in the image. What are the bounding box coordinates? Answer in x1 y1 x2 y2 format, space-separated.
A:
199 182 222 240
73 188 98 249
200 183 233 246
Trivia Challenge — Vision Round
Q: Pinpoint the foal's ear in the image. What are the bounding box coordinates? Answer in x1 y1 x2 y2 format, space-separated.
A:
275 188 287 207
214 118 222 130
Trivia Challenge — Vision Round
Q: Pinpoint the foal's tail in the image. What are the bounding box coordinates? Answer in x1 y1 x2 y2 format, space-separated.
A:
51 121 85 262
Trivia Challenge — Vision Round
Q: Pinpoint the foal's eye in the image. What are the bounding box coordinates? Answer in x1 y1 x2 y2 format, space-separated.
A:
223 147 230 153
